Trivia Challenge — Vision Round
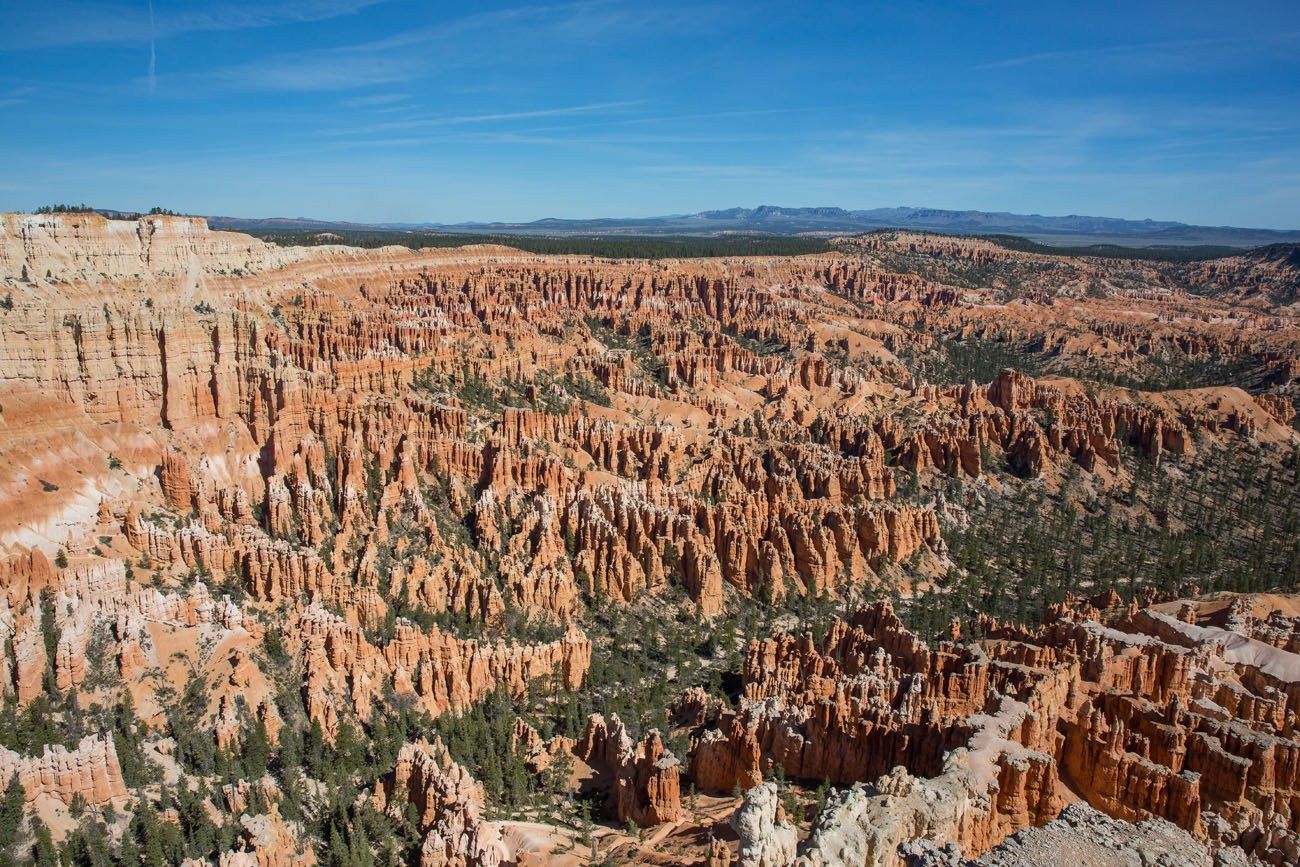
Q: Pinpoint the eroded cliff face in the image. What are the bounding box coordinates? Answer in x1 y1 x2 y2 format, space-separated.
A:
0 212 312 288
0 735 127 810
575 713 682 827
1 216 1290 619
685 594 1300 866
372 739 509 867
0 214 1297 864
291 605 590 735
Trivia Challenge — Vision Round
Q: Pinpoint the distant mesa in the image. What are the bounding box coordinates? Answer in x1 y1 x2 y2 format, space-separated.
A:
201 203 1300 248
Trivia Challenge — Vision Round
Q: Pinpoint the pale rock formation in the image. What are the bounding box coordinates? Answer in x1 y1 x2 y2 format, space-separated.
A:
0 734 127 808
730 783 798 867
372 739 509 867
216 807 315 867
904 802 1224 867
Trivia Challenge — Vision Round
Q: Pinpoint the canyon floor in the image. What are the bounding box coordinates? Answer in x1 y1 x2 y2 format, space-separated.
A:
0 212 1297 866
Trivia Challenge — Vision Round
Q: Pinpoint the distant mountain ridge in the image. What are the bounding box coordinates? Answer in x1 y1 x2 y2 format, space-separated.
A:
203 204 1300 248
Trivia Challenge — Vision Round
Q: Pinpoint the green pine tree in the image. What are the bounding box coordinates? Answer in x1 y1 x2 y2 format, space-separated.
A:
243 718 270 780
29 819 57 867
0 773 23 846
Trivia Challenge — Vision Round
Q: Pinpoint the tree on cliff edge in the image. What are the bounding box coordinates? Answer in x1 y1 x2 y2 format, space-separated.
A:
0 773 23 847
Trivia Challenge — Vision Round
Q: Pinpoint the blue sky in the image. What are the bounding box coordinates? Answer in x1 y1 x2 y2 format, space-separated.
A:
1 0 1298 227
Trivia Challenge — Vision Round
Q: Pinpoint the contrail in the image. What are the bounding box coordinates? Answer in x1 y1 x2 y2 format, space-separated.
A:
147 0 156 94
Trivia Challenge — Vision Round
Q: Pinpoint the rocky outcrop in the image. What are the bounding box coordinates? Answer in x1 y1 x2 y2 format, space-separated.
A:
0 213 1297 866
216 808 314 867
576 713 683 827
790 693 1063 867
0 548 54 612
731 783 797 867
293 606 590 733
692 602 1018 792
0 735 127 808
372 739 509 867
692 593 1300 864
905 802 1220 867
0 212 311 286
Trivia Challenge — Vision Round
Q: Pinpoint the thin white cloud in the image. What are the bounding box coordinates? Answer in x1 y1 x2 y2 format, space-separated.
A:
141 4 590 94
975 31 1300 70
342 92 410 108
200 52 420 92
349 1 723 53
1 0 395 50
635 163 780 180
147 0 156 95
325 100 646 134
0 87 40 109
441 101 647 125
146 1 724 95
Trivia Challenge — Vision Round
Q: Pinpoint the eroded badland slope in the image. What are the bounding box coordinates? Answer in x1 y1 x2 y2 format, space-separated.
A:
0 212 1297 865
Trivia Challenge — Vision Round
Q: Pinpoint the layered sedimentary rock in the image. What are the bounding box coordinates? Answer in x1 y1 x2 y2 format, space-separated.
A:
0 213 1297 864
372 739 509 867
731 783 798 867
6 215 1287 633
904 802 1221 867
0 212 311 286
0 735 127 808
692 602 1062 801
1174 242 1300 307
694 592 1300 865
576 713 683 827
215 809 314 867
293 605 591 733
